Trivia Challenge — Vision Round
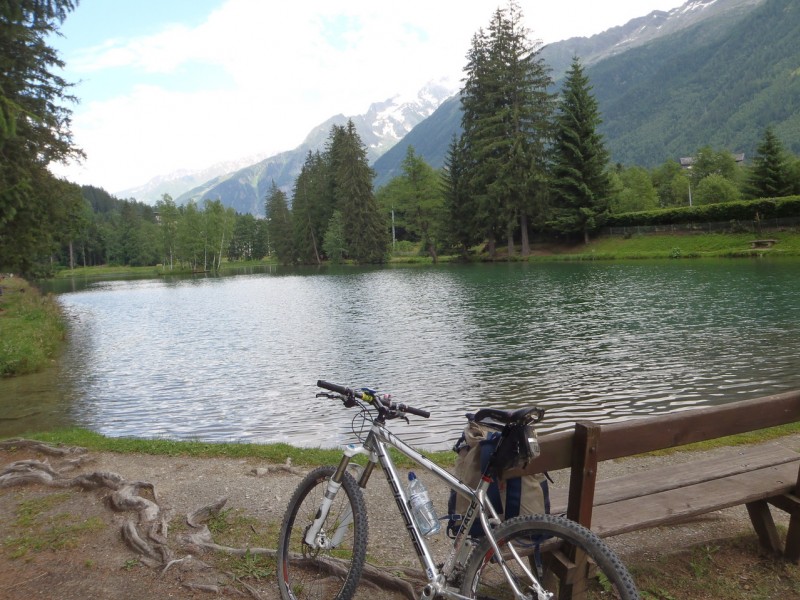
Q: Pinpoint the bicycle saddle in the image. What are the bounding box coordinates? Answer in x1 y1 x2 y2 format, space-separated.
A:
471 406 544 425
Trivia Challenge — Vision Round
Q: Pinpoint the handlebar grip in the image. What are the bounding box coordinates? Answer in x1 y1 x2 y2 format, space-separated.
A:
399 403 430 419
317 380 353 396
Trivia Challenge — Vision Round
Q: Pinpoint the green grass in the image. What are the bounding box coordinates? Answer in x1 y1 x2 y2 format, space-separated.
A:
633 532 800 599
52 259 278 280
548 231 800 260
9 427 455 468
9 421 800 471
390 231 800 264
0 277 66 376
3 492 105 559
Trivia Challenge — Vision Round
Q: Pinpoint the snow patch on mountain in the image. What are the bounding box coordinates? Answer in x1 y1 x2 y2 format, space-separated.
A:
127 77 457 204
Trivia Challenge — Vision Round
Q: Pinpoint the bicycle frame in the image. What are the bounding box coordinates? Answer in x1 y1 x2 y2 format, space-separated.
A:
302 416 549 600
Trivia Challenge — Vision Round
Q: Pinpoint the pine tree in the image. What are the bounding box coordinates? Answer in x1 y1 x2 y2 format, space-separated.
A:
397 146 445 262
329 121 388 263
292 151 333 264
458 1 554 257
441 135 479 259
748 127 792 199
265 181 294 264
322 210 346 264
1 0 84 274
550 57 611 244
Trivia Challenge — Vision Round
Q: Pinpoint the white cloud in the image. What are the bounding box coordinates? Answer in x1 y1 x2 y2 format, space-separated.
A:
51 0 681 193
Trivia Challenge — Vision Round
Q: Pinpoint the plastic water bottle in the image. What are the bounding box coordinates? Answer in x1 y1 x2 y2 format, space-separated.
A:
407 472 441 536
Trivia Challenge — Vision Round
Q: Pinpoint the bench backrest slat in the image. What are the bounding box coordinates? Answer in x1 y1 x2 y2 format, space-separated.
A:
513 390 800 477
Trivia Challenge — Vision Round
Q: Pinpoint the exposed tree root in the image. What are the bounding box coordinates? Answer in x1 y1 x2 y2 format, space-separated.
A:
250 457 305 477
0 439 424 598
0 438 87 456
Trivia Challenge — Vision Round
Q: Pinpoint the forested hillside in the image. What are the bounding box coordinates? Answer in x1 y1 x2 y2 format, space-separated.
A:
595 0 800 166
373 0 799 186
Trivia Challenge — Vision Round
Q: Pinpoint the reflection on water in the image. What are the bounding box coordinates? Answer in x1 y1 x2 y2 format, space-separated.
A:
14 260 800 450
0 364 75 437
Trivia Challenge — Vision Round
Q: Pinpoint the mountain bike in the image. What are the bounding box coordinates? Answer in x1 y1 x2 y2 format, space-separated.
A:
277 380 640 600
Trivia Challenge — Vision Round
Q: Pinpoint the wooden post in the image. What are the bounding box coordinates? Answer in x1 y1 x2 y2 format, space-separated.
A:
566 421 601 529
746 501 782 554
783 464 800 563
561 422 601 600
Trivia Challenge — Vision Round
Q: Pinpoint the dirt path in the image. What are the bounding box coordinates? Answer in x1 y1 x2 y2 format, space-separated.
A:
2 437 798 599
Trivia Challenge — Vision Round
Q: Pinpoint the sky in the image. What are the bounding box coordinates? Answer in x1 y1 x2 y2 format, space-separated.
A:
48 0 684 195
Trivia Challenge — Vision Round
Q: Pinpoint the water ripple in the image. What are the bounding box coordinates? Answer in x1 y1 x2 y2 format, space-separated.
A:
46 261 800 450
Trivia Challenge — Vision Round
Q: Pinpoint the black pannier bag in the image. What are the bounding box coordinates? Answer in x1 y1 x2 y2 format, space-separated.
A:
446 419 550 538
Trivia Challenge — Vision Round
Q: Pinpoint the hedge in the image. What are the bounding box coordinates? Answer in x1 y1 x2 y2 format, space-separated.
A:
605 196 800 228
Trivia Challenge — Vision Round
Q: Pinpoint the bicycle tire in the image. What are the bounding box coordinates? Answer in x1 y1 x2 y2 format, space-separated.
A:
459 513 640 600
277 465 369 600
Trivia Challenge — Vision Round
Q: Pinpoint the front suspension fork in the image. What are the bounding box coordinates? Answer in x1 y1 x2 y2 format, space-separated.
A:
303 444 373 549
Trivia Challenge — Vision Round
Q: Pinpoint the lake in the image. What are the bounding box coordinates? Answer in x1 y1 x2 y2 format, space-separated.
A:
3 260 800 450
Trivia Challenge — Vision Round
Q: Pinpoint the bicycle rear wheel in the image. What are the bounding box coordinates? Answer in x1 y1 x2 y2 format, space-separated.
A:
459 513 639 600
277 465 368 600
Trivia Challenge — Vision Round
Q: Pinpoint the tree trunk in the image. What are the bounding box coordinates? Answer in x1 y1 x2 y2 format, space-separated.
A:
69 240 74 269
507 224 515 257
584 228 590 245
520 213 530 256
428 241 438 265
487 236 496 259
309 214 321 265
217 232 225 272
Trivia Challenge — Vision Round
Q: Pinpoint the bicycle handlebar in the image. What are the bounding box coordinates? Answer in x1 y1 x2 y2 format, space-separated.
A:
316 379 431 418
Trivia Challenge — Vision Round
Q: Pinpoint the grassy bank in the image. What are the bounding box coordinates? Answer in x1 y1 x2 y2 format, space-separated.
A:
11 427 455 469
0 277 66 377
10 421 800 466
52 259 277 279
572 230 800 260
387 230 800 264
45 231 800 274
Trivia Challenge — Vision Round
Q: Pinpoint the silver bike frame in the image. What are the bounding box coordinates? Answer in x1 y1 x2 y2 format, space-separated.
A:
303 416 551 599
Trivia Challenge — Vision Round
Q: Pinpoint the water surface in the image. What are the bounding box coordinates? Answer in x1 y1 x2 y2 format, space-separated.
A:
4 260 799 450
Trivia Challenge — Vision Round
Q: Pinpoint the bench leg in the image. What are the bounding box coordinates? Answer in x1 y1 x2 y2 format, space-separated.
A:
765 494 800 563
746 500 782 555
769 464 800 563
785 509 800 563
547 545 591 600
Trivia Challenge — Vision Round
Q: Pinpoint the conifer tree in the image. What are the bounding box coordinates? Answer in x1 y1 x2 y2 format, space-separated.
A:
748 126 792 199
292 151 333 264
328 121 388 263
550 57 611 244
457 1 554 257
265 181 294 264
1 0 84 274
441 136 476 258
398 146 445 262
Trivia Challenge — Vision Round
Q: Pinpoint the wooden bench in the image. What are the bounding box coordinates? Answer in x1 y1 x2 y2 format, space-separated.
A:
750 239 778 248
511 390 800 563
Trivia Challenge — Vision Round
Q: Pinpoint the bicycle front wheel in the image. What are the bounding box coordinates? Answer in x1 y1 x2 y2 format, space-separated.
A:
459 513 639 600
277 465 368 600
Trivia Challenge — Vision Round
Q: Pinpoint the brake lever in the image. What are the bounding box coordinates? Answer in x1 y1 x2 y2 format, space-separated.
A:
383 410 409 424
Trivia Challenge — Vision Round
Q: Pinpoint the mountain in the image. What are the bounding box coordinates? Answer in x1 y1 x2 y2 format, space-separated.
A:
133 0 793 212
372 0 777 187
117 153 269 203
542 0 765 80
589 0 800 166
172 79 457 216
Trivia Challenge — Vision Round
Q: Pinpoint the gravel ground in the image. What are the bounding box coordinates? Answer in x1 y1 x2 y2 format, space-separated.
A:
2 434 799 599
